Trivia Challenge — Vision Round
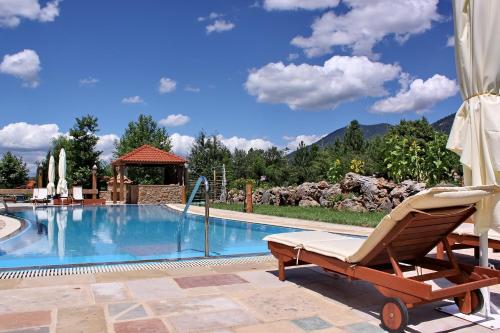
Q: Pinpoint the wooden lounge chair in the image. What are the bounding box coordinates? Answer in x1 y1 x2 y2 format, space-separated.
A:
265 186 500 333
72 186 84 205
32 188 49 205
436 222 500 260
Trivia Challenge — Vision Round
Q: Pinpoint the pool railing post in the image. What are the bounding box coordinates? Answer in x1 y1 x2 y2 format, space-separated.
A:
205 183 210 257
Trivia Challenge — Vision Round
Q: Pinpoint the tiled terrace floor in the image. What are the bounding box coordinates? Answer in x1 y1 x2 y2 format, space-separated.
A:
0 250 499 333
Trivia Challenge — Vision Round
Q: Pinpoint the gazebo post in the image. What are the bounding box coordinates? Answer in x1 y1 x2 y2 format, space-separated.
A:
119 164 125 204
112 165 117 204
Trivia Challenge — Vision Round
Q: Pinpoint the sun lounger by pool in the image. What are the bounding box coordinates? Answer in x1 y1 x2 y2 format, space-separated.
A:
72 186 84 205
436 222 500 260
32 188 49 205
265 186 500 333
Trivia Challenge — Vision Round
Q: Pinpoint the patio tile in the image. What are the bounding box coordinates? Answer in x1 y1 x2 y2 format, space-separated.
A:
91 282 129 303
114 318 169 333
343 322 385 333
234 321 303 333
292 316 333 331
319 308 370 327
94 269 168 283
0 279 23 290
0 328 50 333
117 305 148 321
234 287 335 322
0 286 91 313
17 274 95 289
148 295 242 316
109 302 137 317
56 305 106 333
174 274 248 289
127 278 185 300
0 310 51 331
168 309 259 332
235 271 293 288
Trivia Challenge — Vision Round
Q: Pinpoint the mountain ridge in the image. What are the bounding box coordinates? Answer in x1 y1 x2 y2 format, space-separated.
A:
288 112 455 155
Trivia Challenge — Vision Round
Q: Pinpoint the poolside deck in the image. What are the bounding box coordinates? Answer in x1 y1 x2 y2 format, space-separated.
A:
0 249 498 333
1 204 499 332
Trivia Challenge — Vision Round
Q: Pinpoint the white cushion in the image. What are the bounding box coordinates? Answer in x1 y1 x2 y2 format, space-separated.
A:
264 231 353 248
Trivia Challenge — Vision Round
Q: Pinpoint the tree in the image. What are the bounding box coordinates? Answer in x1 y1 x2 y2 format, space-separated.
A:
291 142 318 184
115 114 171 156
188 132 231 181
0 152 28 188
115 114 172 184
70 115 102 187
343 120 365 153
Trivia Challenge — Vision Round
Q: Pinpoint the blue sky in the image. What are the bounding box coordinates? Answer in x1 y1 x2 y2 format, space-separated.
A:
0 0 459 170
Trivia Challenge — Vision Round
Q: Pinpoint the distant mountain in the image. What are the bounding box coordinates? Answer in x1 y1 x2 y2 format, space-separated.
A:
312 123 392 149
287 113 456 156
431 113 455 134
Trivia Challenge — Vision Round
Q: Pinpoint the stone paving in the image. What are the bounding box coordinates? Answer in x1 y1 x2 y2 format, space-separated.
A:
0 250 499 333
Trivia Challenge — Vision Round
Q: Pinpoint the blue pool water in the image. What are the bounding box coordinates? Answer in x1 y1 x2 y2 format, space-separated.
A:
0 205 299 269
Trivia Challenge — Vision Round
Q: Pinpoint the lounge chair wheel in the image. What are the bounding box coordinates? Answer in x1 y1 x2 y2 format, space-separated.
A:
381 298 408 333
454 289 484 314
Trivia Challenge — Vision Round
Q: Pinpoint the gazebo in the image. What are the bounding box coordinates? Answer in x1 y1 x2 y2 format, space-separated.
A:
111 144 187 204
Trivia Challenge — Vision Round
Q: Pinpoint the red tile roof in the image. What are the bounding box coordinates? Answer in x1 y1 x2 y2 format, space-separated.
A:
113 144 186 165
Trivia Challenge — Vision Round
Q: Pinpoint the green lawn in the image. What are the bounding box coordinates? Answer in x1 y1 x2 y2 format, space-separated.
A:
210 203 384 228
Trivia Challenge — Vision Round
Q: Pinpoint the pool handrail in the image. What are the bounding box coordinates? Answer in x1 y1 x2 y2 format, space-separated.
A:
178 176 210 257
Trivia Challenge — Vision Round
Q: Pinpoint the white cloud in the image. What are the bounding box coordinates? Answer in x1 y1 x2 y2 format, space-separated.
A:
287 53 299 61
446 35 455 47
0 49 41 87
245 55 400 110
158 77 176 94
185 85 200 93
197 12 222 22
159 114 190 127
96 134 119 162
264 0 339 11
206 19 235 34
371 74 458 113
292 0 441 58
0 122 61 150
79 77 99 87
122 95 144 104
0 0 61 28
0 122 63 172
218 135 274 152
170 133 195 156
283 134 326 150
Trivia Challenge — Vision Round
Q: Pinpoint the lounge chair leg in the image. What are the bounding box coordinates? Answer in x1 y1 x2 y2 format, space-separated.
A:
278 259 286 281
474 246 480 259
436 242 445 260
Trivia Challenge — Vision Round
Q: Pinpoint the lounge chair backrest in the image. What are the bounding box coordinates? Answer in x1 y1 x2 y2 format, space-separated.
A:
37 188 48 199
73 186 83 200
349 185 499 265
33 188 39 199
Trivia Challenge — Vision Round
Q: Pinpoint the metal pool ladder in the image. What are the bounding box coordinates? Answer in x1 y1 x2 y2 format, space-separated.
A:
178 176 210 257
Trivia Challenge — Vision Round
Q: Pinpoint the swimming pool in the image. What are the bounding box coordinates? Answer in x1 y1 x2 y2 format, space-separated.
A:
0 205 299 269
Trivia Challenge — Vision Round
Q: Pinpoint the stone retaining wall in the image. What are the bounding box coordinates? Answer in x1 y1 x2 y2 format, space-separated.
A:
137 185 184 204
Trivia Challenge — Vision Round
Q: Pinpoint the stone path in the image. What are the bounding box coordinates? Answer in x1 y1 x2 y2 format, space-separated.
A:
0 249 498 333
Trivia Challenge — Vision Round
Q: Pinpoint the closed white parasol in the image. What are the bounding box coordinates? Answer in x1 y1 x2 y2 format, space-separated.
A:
445 0 500 323
56 148 68 197
47 155 55 196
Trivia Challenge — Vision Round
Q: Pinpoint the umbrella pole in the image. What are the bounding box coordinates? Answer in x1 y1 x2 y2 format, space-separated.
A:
479 231 496 317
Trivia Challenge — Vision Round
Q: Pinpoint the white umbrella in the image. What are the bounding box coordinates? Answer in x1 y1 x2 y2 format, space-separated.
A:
447 0 500 319
47 155 55 196
56 148 68 197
